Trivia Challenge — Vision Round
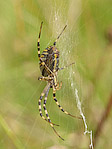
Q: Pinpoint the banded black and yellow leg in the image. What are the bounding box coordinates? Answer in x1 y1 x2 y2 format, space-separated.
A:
38 76 53 81
53 87 82 119
43 86 59 126
37 22 43 60
38 83 51 123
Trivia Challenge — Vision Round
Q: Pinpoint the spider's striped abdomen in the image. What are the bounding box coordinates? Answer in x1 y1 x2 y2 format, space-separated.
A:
39 46 59 77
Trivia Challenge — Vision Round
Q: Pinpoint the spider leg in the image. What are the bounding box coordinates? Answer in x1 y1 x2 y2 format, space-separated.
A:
53 25 67 46
38 83 51 123
37 22 43 60
50 123 64 141
43 85 59 126
38 76 53 81
53 87 82 119
39 84 64 140
58 62 75 71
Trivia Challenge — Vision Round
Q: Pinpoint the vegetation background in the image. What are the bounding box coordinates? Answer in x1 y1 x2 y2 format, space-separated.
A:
0 0 112 148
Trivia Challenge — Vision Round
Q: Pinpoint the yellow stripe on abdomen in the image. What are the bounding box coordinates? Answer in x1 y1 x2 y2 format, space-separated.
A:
53 53 57 72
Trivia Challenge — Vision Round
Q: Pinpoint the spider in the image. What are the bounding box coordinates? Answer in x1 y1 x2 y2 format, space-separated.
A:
37 22 81 140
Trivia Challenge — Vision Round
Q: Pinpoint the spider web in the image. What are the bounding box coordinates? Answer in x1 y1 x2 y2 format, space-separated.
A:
0 0 95 148
21 1 93 148
1 0 112 148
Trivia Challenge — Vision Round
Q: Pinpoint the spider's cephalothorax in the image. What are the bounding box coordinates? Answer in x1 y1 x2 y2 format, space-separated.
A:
37 22 81 141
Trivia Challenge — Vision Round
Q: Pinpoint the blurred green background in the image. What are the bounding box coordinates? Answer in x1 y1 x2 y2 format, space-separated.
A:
0 0 112 148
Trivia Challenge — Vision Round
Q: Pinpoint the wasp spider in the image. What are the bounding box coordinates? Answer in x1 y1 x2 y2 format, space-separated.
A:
37 22 81 140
